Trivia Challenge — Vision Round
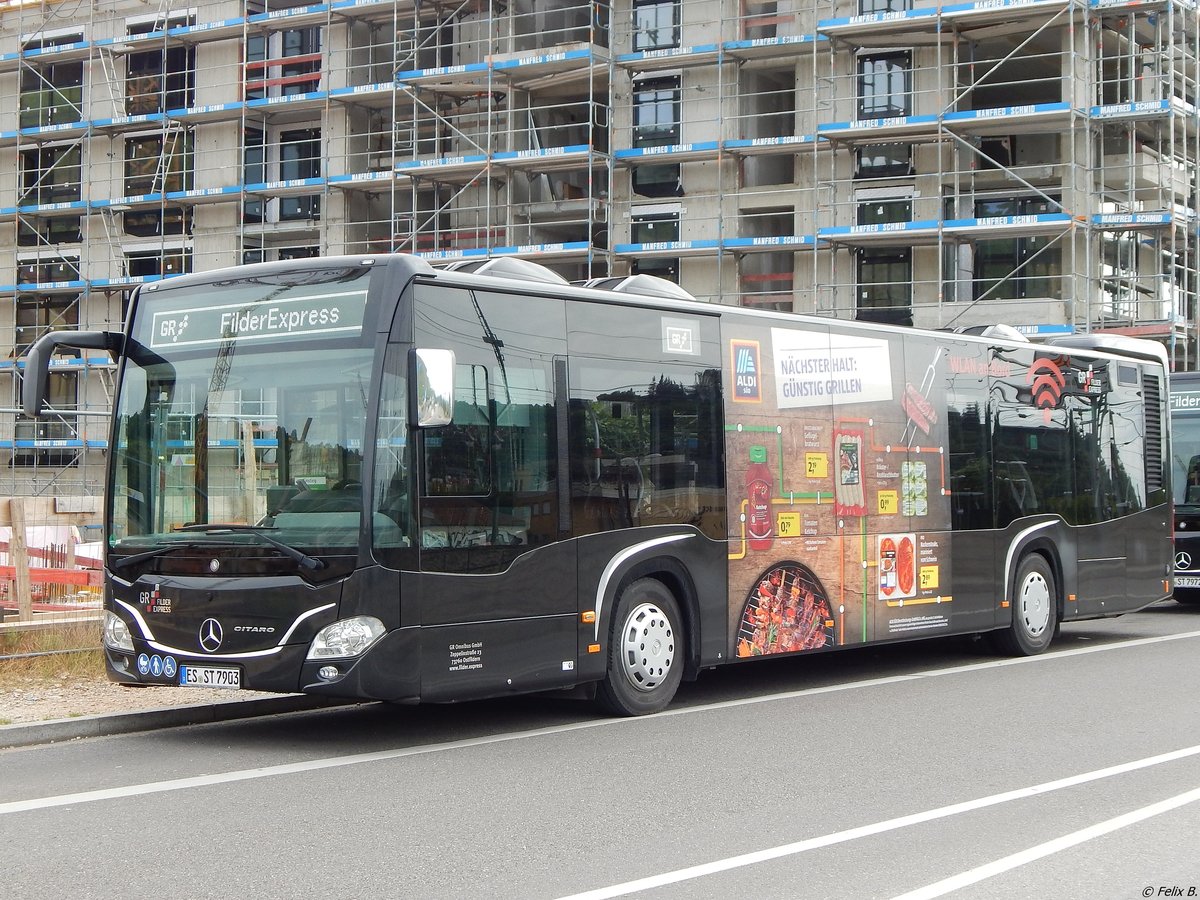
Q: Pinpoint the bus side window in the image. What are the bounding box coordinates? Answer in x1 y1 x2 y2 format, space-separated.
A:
568 358 725 539
996 461 1037 518
372 344 414 560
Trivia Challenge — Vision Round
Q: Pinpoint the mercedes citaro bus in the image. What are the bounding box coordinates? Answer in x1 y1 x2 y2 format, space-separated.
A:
1170 370 1200 605
22 255 1173 714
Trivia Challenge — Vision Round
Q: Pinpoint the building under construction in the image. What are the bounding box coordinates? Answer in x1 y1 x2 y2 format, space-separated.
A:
0 0 1197 523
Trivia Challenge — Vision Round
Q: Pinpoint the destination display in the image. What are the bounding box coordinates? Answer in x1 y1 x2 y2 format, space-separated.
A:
1171 389 1200 412
146 288 370 349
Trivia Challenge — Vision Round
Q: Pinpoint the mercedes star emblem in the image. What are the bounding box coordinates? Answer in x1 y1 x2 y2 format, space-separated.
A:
199 618 224 653
1176 551 1192 571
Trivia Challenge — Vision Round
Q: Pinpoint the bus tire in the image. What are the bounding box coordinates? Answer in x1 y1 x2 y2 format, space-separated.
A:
993 553 1057 656
597 578 684 717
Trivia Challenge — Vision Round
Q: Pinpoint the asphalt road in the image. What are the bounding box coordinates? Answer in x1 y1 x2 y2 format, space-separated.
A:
2 600 1199 900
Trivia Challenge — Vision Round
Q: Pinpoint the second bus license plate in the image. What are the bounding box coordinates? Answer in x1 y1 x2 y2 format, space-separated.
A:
1176 575 1200 588
180 665 241 689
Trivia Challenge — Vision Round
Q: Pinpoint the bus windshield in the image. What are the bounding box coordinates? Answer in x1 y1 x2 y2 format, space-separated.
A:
108 267 374 558
1172 408 1200 507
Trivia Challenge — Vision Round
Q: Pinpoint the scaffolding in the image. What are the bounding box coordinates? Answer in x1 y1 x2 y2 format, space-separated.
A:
0 0 1197 513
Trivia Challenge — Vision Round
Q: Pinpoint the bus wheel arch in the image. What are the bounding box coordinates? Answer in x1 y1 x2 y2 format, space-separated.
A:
597 574 687 716
994 547 1060 656
610 556 702 680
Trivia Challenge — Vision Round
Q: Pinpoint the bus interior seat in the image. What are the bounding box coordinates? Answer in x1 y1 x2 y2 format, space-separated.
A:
372 512 408 547
274 485 361 514
266 485 299 515
378 469 408 511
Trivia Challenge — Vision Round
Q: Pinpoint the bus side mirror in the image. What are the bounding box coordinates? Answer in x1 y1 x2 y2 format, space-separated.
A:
411 347 455 428
22 330 124 417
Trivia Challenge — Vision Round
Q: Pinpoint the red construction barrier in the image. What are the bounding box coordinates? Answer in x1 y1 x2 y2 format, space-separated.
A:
0 566 102 586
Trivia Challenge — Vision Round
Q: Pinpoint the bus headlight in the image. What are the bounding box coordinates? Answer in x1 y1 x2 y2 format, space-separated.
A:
102 611 135 653
306 616 385 660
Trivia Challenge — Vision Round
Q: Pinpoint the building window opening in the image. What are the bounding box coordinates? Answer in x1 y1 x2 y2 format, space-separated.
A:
19 32 83 128
633 0 680 52
972 197 1062 301
125 14 197 114
243 126 322 223
20 144 81 206
18 217 81 247
858 52 911 119
1100 232 1146 323
633 76 681 147
633 257 679 282
14 292 79 356
11 370 79 466
17 255 81 286
124 130 194 196
125 247 191 279
858 0 912 14
243 243 320 264
856 143 913 179
633 165 682 198
631 75 682 198
245 27 323 101
123 207 193 238
857 247 913 326
858 198 912 227
279 128 322 220
631 209 680 244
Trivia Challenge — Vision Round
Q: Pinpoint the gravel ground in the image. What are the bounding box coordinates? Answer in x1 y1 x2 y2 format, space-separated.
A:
0 674 282 725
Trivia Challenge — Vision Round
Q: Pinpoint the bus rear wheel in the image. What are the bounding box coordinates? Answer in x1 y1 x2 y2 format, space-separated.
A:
992 553 1058 656
597 578 684 716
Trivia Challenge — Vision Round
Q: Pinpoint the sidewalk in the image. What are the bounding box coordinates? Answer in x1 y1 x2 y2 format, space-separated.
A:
0 693 355 750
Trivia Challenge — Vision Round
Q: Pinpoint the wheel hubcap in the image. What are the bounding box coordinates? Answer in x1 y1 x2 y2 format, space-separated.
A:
1019 571 1051 637
619 602 674 692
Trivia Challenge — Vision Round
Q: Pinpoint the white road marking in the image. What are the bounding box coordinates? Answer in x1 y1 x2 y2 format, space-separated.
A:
667 629 1200 716
552 749 1200 900
1 629 1197 820
890 785 1200 900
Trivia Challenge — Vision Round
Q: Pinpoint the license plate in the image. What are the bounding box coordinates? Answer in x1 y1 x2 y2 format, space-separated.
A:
1175 575 1200 588
180 665 241 689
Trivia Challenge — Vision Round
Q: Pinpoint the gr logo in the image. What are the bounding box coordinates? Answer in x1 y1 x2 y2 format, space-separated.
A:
661 317 700 356
159 313 190 343
665 327 693 353
731 340 762 403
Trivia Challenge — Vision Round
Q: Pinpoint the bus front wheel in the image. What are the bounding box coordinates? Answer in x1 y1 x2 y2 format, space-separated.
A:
993 553 1058 656
597 578 684 716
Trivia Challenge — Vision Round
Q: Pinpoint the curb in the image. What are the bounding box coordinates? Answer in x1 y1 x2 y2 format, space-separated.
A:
0 695 355 749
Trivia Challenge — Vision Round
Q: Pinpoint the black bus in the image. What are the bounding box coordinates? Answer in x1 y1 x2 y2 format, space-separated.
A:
22 255 1173 714
1170 370 1200 605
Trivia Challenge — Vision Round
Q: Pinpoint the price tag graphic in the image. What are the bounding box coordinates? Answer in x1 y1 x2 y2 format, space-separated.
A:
805 452 828 479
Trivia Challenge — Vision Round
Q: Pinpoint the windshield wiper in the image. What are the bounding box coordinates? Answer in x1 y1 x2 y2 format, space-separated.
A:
173 524 325 570
112 541 228 571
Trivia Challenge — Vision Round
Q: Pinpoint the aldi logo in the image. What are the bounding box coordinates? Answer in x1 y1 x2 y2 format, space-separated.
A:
731 339 762 402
